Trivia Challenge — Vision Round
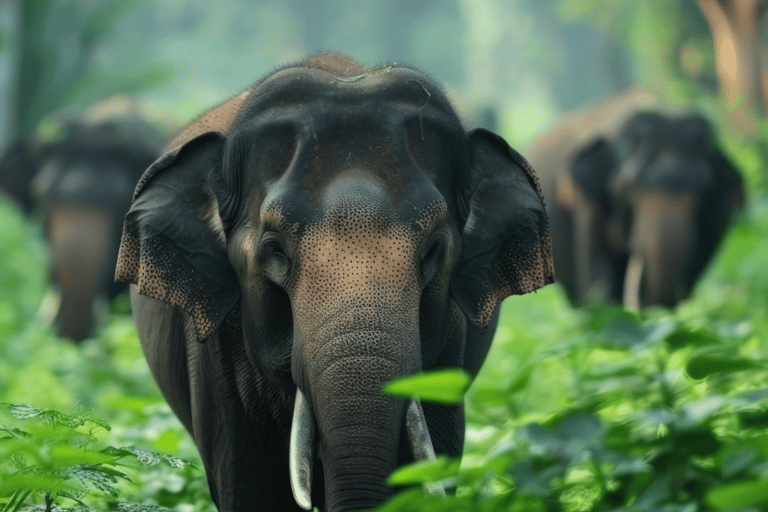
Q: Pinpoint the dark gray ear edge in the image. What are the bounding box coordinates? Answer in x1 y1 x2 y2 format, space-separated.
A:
116 130 237 342
451 129 554 333
132 131 227 201
692 146 747 281
711 147 746 209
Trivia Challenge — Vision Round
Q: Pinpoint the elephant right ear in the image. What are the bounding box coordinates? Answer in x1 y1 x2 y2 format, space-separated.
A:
116 132 239 342
450 129 554 332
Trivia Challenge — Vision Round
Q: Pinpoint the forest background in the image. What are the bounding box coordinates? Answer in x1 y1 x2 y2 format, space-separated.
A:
2 1 768 510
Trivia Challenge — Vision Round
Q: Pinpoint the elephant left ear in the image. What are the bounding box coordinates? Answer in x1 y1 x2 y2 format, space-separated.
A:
451 128 554 332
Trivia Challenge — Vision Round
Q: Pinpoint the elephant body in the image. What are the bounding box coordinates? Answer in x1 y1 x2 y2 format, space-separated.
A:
0 116 161 340
525 89 745 309
117 53 553 512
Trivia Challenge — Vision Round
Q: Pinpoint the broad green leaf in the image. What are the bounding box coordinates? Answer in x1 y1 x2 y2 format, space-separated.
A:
707 477 768 509
384 369 471 404
665 327 721 350
388 455 460 486
0 473 63 494
686 354 762 380
49 445 116 466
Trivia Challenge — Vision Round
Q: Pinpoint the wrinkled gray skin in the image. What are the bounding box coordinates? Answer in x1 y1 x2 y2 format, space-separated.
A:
118 53 553 512
527 96 744 309
0 118 161 340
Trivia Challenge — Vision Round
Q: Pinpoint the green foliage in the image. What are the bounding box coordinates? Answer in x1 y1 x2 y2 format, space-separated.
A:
0 403 190 512
0 197 213 511
376 293 768 510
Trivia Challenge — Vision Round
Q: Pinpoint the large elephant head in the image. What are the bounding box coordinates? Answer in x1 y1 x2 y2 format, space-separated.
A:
563 111 744 309
117 53 553 511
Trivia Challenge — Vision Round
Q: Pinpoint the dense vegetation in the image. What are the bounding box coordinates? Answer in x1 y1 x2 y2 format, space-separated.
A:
2 133 768 511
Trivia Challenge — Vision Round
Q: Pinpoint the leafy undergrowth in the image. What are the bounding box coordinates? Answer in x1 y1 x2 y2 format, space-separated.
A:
0 403 190 512
376 189 768 511
2 185 768 511
0 198 213 511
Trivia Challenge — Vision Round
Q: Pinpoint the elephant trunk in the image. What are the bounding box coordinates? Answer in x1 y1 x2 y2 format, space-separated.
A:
319 368 406 511
47 204 113 341
291 303 424 512
629 191 698 308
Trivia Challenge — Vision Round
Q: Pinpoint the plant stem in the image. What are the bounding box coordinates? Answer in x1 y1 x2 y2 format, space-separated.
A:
1 490 31 512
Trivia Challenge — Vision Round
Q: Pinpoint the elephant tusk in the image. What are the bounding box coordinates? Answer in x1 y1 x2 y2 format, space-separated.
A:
289 389 315 511
36 288 61 326
405 398 446 497
623 252 644 313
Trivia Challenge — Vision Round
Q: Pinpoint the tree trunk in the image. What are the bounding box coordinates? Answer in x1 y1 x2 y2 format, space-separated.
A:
697 0 768 132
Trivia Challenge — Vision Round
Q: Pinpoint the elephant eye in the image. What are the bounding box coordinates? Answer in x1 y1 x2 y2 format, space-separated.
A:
420 234 447 285
260 233 291 281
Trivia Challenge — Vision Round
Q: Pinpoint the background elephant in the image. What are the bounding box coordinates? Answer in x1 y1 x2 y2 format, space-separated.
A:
525 89 745 309
0 114 161 340
116 52 553 512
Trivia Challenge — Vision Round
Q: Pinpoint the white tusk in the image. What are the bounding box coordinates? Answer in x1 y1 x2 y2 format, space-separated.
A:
405 398 445 497
36 288 61 325
623 253 644 313
289 389 314 510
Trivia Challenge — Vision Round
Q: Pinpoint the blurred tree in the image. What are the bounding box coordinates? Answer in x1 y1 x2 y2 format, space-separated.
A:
696 0 768 131
6 0 171 143
556 0 716 99
286 0 465 83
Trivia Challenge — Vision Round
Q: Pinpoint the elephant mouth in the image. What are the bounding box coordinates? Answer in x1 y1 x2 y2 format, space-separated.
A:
288 389 444 510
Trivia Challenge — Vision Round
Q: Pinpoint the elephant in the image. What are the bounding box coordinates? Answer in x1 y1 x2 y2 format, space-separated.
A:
0 116 161 340
116 52 554 512
525 89 745 310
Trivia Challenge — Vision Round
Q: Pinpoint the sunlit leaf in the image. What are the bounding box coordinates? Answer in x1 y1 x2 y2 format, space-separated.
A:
387 455 460 486
384 369 471 404
0 472 63 494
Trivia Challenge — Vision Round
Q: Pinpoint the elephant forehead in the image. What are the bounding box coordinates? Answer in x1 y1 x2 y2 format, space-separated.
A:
296 222 419 290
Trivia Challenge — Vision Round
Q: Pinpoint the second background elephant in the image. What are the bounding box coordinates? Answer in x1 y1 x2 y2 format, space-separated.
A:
526 89 745 310
0 107 162 340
